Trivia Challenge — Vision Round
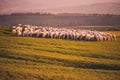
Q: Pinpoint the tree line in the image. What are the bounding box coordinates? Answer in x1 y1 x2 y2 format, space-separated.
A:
0 13 120 26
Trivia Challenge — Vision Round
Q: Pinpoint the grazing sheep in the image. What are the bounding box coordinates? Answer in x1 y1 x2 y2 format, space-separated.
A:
11 24 116 41
16 30 22 37
12 29 17 34
113 35 116 40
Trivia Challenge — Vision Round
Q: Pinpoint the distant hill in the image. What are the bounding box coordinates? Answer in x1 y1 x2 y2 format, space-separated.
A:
49 3 120 15
0 13 120 26
0 2 120 15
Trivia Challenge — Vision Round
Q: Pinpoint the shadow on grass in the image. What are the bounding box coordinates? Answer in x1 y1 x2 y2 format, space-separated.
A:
3 29 11 34
0 69 45 80
0 51 120 71
33 47 120 61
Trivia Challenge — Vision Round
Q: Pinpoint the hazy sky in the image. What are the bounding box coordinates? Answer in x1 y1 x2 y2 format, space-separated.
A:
0 0 120 14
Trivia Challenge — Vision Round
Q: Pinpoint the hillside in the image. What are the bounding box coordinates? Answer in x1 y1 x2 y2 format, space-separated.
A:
0 13 120 26
51 3 120 15
0 26 120 80
0 2 120 15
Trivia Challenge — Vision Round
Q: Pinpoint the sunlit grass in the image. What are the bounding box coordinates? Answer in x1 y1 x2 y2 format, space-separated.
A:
0 26 120 80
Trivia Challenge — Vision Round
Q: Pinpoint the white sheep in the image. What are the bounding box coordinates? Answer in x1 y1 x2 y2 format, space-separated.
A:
11 24 116 41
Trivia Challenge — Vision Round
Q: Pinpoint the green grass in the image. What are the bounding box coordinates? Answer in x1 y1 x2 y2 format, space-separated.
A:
0 26 120 80
65 26 120 31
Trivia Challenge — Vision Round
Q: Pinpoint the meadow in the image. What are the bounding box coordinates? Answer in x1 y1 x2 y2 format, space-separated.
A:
0 26 120 80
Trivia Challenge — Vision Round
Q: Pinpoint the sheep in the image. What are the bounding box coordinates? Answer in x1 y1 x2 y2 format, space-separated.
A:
11 24 116 41
12 29 17 34
10 26 16 31
53 32 59 39
16 30 22 37
113 35 116 40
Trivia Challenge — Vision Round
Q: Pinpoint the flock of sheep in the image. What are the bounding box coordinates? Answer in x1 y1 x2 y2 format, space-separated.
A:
11 24 116 41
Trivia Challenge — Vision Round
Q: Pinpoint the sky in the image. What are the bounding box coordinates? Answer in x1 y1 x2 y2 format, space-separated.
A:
0 0 120 14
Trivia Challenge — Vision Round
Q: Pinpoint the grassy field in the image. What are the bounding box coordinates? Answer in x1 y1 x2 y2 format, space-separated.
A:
0 26 120 80
65 26 120 31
